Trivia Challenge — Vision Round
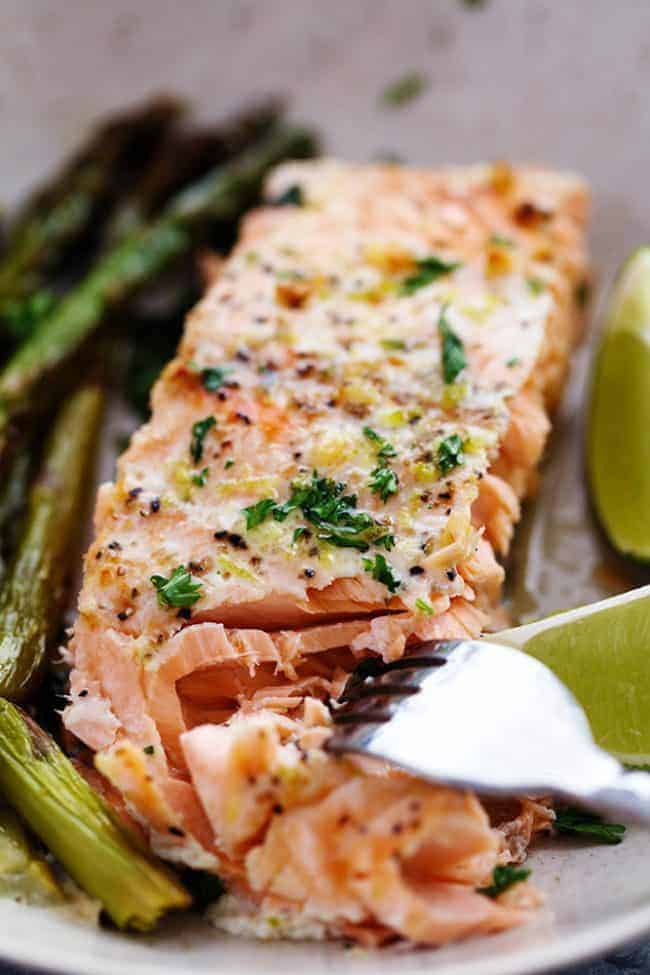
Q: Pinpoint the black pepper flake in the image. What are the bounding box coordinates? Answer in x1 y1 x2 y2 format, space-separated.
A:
293 451 302 460
227 533 247 550
235 411 252 425
78 689 88 698
446 568 457 581
168 826 185 837
117 610 129 621
438 491 452 501
304 567 316 579
235 348 250 362
177 608 192 620
108 540 122 551
409 565 425 576
95 550 103 560
128 487 142 500
150 497 160 513
272 803 284 815
131 588 139 598
214 530 228 541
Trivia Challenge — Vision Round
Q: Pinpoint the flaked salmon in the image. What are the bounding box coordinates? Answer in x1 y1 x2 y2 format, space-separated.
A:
64 159 589 945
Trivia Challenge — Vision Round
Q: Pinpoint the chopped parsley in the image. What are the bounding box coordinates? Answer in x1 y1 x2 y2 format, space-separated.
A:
415 598 434 615
438 307 467 384
363 426 397 459
200 366 230 392
271 184 304 207
374 533 396 550
489 233 514 248
381 71 429 108
553 807 626 845
243 472 386 552
380 337 407 351
150 566 202 609
478 865 531 899
143 745 155 756
362 553 401 593
400 256 461 296
191 466 210 487
506 356 520 368
244 498 278 530
292 526 308 543
190 415 216 463
526 277 545 295
224 459 235 470
368 465 399 503
436 433 465 475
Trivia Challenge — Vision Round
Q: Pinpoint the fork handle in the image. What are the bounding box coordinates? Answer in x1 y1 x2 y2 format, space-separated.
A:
581 769 650 826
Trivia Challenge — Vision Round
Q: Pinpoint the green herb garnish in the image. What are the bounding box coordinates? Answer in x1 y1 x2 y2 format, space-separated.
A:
526 277 545 295
363 426 397 459
415 598 434 615
478 865 531 898
381 72 429 108
272 184 303 207
436 433 465 475
150 566 202 609
553 807 626 845
489 233 514 248
224 459 235 470
191 466 209 487
244 498 278 530
362 553 401 593
506 357 520 368
400 256 461 296
368 465 399 503
200 366 230 392
243 471 385 552
374 533 396 550
380 338 407 351
438 307 467 384
143 745 155 756
190 415 216 463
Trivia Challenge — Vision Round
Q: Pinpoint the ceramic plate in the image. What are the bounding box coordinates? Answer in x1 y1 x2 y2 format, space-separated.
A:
1 2 650 972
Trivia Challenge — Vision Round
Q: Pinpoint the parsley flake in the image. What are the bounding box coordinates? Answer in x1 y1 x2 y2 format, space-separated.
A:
224 459 235 470
489 233 514 248
150 566 202 609
374 533 396 550
438 307 467 384
380 338 407 351
415 598 434 615
368 465 399 503
506 356 520 368
190 415 216 463
381 72 429 108
191 466 210 487
526 277 545 295
400 256 461 296
363 426 397 459
200 366 230 392
362 553 401 593
478 865 531 899
244 498 278 530
553 807 626 845
436 433 465 475
271 184 304 207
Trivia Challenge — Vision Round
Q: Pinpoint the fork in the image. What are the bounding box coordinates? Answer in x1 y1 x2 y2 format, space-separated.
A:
326 639 650 825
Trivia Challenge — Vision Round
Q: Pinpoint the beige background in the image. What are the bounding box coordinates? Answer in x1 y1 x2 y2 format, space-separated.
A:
1 0 649 273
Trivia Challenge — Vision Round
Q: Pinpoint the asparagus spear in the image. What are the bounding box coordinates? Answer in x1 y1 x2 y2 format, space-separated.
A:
0 802 62 904
0 124 316 441
0 386 103 701
0 701 190 928
0 97 183 321
0 444 32 585
106 98 283 243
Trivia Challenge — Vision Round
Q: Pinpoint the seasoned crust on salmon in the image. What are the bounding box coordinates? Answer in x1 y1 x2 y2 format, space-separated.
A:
64 159 589 946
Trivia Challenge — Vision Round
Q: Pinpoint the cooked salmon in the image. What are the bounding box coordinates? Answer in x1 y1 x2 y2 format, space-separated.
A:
64 159 589 945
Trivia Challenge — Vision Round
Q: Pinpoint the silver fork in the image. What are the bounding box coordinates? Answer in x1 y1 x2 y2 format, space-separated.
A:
326 639 650 825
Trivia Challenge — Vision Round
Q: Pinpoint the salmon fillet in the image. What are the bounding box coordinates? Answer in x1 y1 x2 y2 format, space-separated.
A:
64 159 589 946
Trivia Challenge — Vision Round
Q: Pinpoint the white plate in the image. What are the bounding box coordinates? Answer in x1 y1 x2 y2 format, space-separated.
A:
2 2 650 973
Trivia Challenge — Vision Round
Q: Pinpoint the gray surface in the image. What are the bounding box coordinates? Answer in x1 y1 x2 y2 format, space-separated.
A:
1 0 650 973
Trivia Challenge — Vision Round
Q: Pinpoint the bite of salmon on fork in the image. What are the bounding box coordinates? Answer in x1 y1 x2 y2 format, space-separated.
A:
64 158 589 946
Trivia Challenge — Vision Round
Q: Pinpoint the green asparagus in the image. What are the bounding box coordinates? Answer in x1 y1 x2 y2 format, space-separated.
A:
0 444 32 584
0 97 182 319
0 701 190 928
0 802 62 904
0 386 103 701
0 126 314 441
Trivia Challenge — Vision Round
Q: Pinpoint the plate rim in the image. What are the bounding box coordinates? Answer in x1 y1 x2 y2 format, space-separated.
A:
0 902 648 975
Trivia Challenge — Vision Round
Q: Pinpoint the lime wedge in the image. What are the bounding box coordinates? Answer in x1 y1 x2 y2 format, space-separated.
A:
498 585 650 764
588 246 650 561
